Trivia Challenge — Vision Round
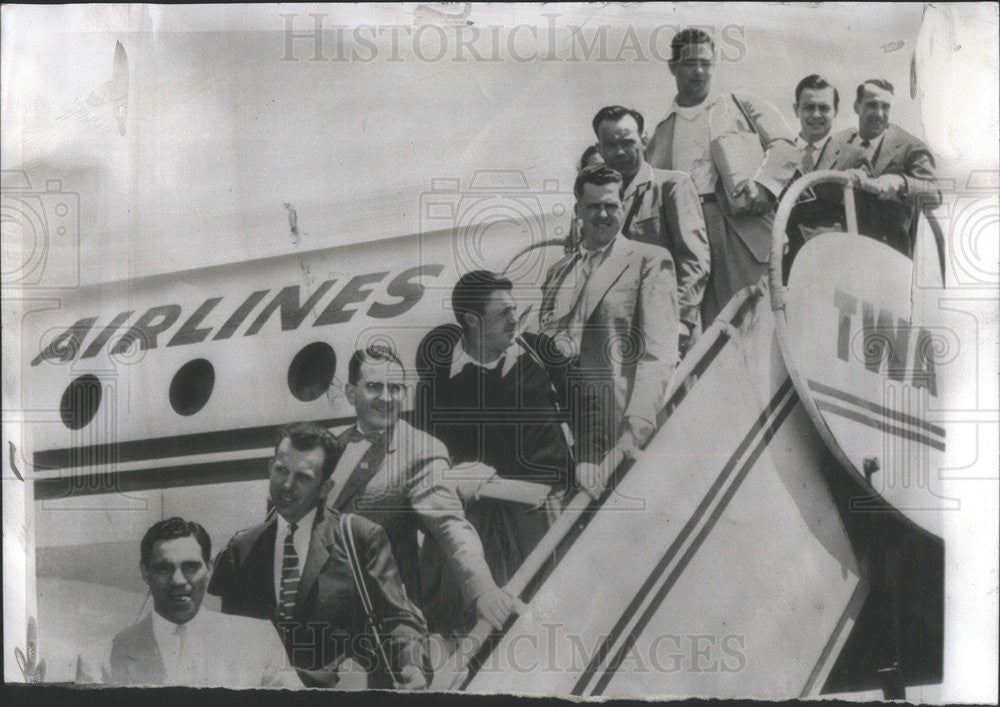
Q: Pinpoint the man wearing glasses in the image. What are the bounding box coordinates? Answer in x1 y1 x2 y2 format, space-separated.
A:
325 345 519 637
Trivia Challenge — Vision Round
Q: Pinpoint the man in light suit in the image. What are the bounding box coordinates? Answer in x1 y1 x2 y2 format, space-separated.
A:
325 345 519 636
646 27 794 325
834 79 942 257
592 105 709 356
77 517 298 688
208 422 429 689
540 165 679 496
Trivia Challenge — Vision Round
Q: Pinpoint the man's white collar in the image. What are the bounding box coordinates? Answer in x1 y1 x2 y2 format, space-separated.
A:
450 340 522 379
794 133 831 152
663 91 723 123
276 506 317 535
151 604 206 642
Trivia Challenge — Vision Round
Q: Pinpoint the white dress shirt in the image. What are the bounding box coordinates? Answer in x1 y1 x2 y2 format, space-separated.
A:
794 133 832 171
272 507 316 604
667 93 723 195
151 609 206 685
855 130 885 163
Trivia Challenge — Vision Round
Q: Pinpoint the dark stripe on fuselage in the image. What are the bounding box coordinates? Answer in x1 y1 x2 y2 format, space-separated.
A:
32 415 359 500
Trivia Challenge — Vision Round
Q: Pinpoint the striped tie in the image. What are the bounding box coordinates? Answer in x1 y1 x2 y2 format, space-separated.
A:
277 523 299 623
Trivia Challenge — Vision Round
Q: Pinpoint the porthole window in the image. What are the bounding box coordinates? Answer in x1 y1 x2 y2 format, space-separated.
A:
60 374 102 429
287 342 336 402
169 359 215 416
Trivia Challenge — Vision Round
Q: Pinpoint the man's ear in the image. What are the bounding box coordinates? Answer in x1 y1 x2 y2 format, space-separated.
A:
668 60 678 77
854 100 861 117
464 310 479 332
792 102 799 116
140 562 151 589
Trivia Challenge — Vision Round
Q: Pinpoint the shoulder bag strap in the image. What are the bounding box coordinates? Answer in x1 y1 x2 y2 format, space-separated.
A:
339 513 400 688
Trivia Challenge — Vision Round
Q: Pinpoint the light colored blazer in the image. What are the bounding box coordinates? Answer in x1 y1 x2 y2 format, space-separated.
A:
622 161 710 331
646 93 794 264
327 419 495 605
76 610 298 688
539 237 678 433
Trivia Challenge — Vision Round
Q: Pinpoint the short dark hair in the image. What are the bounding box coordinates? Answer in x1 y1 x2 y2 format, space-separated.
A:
574 164 624 200
795 74 840 112
451 270 513 332
669 28 715 64
274 421 338 483
592 105 645 138
140 517 211 568
856 78 894 103
578 144 603 172
348 344 405 386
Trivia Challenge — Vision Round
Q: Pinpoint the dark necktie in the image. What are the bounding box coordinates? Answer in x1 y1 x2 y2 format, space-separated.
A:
277 522 299 623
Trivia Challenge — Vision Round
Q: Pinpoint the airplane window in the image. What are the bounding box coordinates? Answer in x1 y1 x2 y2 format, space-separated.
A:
287 342 336 402
60 374 102 430
169 358 215 416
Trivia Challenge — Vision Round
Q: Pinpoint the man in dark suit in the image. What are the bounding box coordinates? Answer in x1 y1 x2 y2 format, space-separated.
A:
592 105 709 355
754 74 855 279
539 165 678 492
415 270 612 637
208 422 429 688
324 344 518 637
835 78 942 257
77 517 298 687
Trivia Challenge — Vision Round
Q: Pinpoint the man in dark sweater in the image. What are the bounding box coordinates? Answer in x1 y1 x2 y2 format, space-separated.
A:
415 270 612 638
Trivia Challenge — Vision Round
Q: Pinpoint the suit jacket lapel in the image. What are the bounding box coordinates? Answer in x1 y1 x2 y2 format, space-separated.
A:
330 426 393 512
294 510 330 617
816 136 839 170
124 615 166 685
581 240 632 324
871 125 899 176
661 115 676 170
542 252 581 325
255 521 278 609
